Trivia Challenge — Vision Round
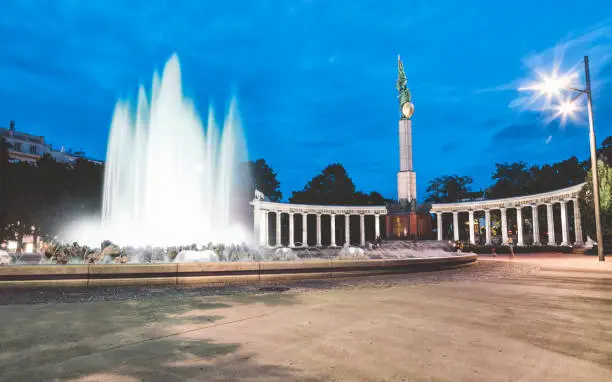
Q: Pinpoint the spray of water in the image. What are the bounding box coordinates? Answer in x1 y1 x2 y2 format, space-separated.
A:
66 54 249 247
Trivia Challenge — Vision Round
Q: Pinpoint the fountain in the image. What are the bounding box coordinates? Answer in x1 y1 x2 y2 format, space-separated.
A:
66 54 249 248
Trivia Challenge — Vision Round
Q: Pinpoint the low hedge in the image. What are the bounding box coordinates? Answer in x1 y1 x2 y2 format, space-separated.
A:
467 245 573 254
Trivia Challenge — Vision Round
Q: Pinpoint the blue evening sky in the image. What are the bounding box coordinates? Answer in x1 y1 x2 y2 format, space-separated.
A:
1 1 611 201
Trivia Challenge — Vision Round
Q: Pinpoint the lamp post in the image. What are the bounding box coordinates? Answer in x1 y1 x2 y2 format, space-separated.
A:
521 56 604 261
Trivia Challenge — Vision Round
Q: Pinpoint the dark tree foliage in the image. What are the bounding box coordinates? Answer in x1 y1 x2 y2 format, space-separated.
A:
290 164 383 205
600 136 612 166
0 155 103 242
578 160 612 248
242 159 282 201
425 175 473 203
488 156 588 198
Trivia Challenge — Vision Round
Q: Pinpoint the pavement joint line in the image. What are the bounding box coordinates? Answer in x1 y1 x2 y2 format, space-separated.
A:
1 313 269 370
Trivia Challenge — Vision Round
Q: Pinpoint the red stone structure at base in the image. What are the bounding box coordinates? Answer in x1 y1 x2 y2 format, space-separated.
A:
385 212 433 240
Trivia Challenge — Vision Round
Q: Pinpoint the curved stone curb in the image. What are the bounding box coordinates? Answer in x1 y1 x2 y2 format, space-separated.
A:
0 255 477 288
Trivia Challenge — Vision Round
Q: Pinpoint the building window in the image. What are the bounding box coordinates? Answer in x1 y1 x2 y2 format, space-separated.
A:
30 145 37 155
14 142 22 152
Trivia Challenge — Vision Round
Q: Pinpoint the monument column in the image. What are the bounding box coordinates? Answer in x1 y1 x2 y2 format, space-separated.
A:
572 199 584 246
316 214 322 247
360 214 366 246
547 203 556 245
560 201 570 246
275 211 282 247
468 211 475 244
501 208 508 245
452 212 459 241
259 211 267 246
345 214 351 246
396 56 417 205
302 213 308 247
374 215 380 239
484 210 492 245
436 213 443 241
289 213 295 248
330 214 336 247
532 205 541 245
517 207 524 246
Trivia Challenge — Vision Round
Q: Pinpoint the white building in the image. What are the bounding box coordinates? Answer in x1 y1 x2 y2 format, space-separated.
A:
0 120 102 165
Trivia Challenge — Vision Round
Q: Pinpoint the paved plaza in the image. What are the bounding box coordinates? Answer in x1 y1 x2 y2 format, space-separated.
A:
0 257 610 381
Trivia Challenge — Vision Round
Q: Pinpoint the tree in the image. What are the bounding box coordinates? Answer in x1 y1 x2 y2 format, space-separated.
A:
243 159 282 201
489 162 532 198
425 175 473 203
0 153 104 244
578 159 612 248
290 163 383 205
600 136 612 166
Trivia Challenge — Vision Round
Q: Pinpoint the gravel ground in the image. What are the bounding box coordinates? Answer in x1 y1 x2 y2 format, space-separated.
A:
0 260 538 305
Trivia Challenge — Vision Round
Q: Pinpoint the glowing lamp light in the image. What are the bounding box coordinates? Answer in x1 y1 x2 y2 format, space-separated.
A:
558 101 577 116
538 74 572 95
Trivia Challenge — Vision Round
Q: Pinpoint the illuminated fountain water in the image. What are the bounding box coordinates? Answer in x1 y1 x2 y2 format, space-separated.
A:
73 54 248 247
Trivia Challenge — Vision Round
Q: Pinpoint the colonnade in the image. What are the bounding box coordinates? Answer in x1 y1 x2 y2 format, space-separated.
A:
251 197 387 248
431 184 585 247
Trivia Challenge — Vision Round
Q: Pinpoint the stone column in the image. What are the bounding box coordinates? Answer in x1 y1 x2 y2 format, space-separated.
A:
436 213 443 241
289 213 295 248
572 199 584 246
468 210 475 244
259 211 267 246
374 215 380 239
560 201 569 246
360 214 366 246
253 207 260 243
452 212 459 241
547 203 556 245
330 214 336 247
532 205 540 245
302 214 308 247
276 211 282 247
345 214 350 246
316 214 322 247
501 208 508 245
484 210 492 245
517 207 524 246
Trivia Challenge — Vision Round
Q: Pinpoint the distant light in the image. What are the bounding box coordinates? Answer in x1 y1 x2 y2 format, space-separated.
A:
558 101 577 116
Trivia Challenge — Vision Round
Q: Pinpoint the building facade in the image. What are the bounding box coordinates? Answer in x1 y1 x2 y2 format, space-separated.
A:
0 120 102 165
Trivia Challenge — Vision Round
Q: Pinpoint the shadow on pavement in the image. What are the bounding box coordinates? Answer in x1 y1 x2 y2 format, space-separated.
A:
0 292 319 381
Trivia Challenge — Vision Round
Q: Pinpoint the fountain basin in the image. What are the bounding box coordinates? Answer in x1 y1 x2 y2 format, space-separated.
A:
0 255 477 288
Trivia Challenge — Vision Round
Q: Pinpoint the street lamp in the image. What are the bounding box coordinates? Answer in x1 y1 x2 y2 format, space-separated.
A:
520 56 605 261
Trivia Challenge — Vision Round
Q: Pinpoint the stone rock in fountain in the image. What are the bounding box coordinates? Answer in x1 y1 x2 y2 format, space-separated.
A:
272 247 298 261
337 246 368 260
151 247 166 262
55 248 70 264
174 250 219 263
85 249 103 264
167 247 179 261
101 243 121 257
